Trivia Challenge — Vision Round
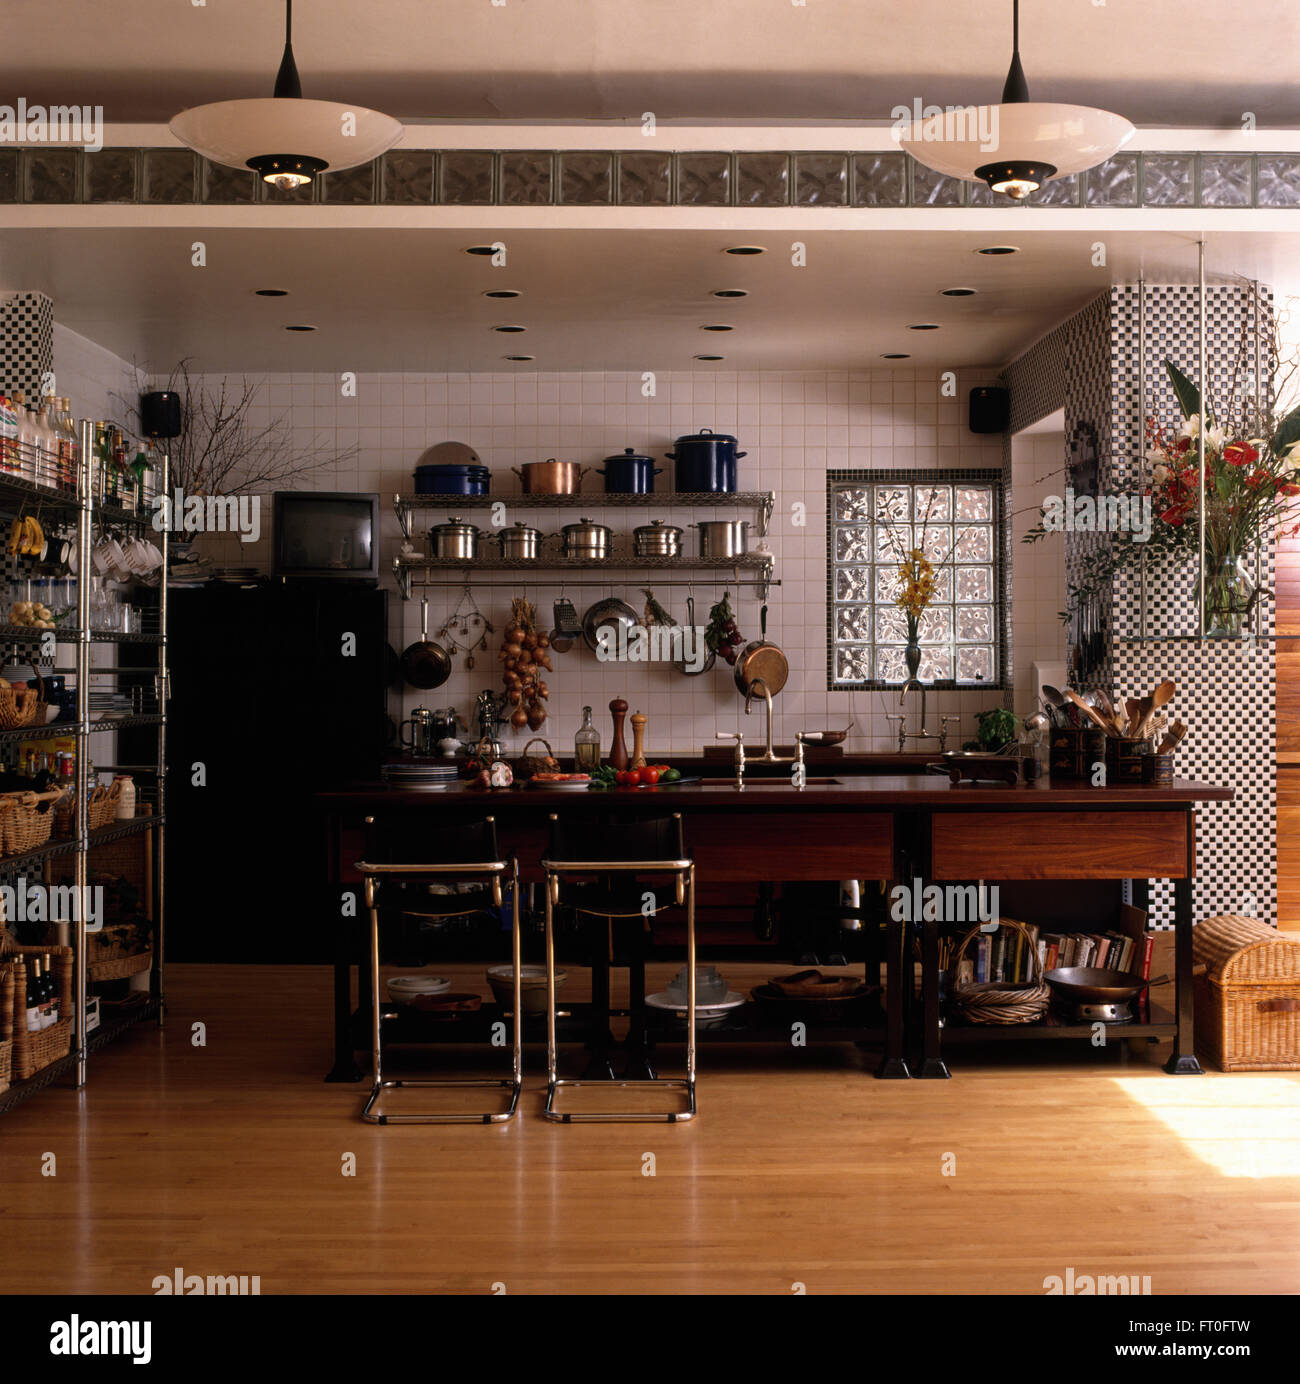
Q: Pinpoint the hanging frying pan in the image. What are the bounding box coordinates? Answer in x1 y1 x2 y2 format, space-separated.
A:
400 596 452 690
734 605 788 696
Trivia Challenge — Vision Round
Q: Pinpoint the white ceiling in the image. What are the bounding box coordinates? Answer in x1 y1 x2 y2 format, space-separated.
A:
3 0 1299 127
9 225 1293 375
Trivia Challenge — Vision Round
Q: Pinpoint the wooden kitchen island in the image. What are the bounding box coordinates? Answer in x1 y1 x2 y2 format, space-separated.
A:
318 775 1231 1082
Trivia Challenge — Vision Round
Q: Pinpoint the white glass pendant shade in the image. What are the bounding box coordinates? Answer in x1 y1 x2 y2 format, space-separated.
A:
898 103 1134 186
170 98 403 176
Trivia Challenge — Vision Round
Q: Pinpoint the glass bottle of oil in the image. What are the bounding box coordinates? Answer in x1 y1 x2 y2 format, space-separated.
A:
574 705 601 772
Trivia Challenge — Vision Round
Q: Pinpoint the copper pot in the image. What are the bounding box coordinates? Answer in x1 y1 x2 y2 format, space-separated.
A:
734 605 788 696
511 459 588 494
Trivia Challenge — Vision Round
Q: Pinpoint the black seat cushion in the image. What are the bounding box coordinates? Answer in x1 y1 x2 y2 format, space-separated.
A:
563 879 679 920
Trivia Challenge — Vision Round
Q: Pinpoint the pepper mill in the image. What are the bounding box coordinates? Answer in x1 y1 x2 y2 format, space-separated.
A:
608 698 629 771
630 710 647 768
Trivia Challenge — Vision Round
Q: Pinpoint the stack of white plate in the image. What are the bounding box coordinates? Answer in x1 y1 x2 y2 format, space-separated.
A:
386 974 452 1003
382 762 460 790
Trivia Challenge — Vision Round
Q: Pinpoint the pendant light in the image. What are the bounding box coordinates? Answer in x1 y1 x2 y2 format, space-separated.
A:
170 0 402 190
898 0 1134 200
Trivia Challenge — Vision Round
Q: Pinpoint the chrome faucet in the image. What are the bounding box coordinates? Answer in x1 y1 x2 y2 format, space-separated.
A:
894 678 957 753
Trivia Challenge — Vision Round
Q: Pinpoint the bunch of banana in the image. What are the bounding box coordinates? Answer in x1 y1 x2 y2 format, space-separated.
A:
6 515 44 557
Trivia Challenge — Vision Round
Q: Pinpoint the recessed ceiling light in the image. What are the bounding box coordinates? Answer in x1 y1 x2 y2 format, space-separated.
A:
283 324 316 332
482 289 522 299
712 288 749 298
940 287 978 297
907 323 941 331
880 353 911 360
503 354 535 362
976 245 1020 255
492 324 527 333
693 354 725 361
723 245 765 256
254 288 289 297
700 324 734 332
465 245 498 256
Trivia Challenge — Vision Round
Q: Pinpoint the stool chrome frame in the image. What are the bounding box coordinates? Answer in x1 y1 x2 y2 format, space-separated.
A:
356 846 522 1124
542 852 696 1123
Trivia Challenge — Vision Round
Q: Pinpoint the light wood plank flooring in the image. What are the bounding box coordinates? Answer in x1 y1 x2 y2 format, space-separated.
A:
1 963 1297 1295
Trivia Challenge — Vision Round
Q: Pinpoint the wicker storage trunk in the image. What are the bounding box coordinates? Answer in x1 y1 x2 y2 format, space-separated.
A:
1193 915 1300 1071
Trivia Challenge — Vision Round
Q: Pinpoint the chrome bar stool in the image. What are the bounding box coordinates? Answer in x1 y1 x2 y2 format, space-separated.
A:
356 814 521 1124
542 812 696 1123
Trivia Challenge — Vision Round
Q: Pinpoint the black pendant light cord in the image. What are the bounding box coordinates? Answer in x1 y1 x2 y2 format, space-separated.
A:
1001 0 1029 104
273 0 303 99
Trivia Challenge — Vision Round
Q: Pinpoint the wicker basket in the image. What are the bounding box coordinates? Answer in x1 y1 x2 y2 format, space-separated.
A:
519 737 560 777
949 918 1051 1025
0 674 47 731
0 962 15 1095
0 788 64 857
1193 914 1300 1071
0 943 73 1080
89 946 152 983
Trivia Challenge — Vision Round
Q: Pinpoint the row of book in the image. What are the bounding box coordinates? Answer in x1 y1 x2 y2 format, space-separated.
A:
948 921 1155 987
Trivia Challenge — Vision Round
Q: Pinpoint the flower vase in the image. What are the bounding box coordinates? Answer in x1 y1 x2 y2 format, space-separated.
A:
904 641 922 682
1205 549 1255 638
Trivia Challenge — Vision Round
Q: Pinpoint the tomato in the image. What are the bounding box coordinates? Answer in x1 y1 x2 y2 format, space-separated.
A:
626 768 643 786
642 767 660 785
616 769 633 785
653 763 671 774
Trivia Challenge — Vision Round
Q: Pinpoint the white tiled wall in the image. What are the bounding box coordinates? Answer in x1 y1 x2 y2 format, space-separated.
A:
1011 429 1069 717
54 334 1029 755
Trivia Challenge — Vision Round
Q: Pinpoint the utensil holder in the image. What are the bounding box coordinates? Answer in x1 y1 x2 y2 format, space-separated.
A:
1106 736 1153 784
1141 752 1174 786
1048 728 1106 781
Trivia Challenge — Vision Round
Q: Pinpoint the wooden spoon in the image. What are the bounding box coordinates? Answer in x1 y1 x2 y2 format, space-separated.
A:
1061 687 1114 734
1093 688 1126 737
1124 697 1143 736
1135 679 1175 738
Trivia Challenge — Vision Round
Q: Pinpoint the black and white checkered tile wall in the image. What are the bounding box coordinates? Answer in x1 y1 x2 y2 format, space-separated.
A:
1003 284 1276 929
0 291 54 404
1108 283 1276 928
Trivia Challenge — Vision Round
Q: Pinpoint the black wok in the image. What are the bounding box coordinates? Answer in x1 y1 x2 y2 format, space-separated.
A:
400 596 451 690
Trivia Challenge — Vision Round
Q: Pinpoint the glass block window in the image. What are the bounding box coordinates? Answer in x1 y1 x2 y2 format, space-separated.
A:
827 470 1004 689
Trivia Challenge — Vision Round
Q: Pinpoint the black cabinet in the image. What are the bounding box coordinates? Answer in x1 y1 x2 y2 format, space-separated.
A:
166 582 388 961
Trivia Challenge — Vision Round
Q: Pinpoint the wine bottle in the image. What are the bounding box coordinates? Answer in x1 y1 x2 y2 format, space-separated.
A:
25 959 41 1033
42 953 60 1027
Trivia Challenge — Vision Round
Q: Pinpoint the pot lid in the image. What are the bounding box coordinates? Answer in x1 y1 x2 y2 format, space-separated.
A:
502 521 541 535
673 428 738 444
415 462 489 474
603 447 655 463
430 517 480 532
634 519 682 533
416 440 482 468
561 516 610 532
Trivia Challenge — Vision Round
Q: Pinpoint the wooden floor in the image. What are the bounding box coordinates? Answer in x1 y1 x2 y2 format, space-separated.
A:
2 962 1298 1296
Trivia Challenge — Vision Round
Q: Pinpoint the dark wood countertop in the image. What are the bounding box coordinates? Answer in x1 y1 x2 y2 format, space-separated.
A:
318 776 1232 811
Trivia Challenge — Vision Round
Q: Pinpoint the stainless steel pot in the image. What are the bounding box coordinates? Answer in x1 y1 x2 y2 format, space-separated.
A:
428 517 481 560
693 519 750 558
558 517 612 560
633 520 683 558
497 522 543 560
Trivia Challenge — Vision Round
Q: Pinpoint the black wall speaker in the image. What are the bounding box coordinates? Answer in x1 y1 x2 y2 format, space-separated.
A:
969 386 1009 434
140 391 182 439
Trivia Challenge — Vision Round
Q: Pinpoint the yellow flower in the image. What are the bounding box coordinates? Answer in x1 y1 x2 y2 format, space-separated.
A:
895 547 937 619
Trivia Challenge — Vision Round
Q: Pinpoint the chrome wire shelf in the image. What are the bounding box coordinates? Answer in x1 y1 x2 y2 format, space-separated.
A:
395 490 775 509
